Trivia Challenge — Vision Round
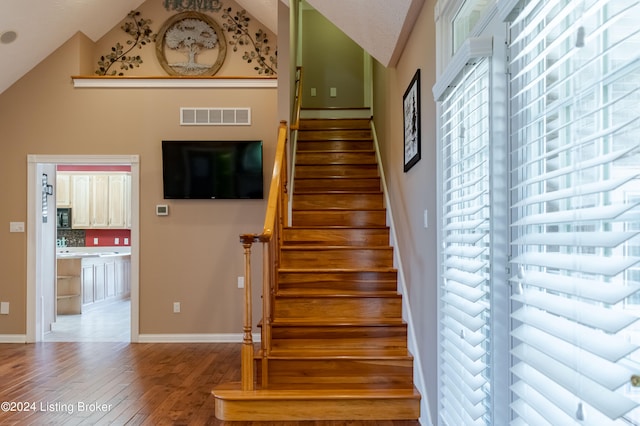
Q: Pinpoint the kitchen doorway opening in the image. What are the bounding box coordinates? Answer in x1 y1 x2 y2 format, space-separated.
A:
26 155 140 343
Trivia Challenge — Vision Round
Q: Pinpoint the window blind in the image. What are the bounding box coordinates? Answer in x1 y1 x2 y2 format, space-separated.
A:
508 0 640 423
440 57 491 426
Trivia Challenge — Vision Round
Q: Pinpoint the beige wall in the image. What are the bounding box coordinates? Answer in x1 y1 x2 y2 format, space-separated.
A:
0 1 277 337
301 9 365 108
373 1 438 423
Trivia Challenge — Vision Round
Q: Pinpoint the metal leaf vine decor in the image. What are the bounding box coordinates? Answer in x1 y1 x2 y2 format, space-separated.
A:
221 8 277 75
95 11 156 76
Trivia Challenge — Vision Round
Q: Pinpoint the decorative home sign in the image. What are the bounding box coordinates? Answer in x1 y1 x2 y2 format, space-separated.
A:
403 69 421 172
155 12 227 76
164 0 222 12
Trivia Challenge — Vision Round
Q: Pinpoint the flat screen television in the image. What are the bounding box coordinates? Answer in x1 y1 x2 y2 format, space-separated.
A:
162 140 263 199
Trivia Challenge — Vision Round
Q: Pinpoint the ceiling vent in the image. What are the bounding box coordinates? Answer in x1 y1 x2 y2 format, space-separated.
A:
180 108 251 126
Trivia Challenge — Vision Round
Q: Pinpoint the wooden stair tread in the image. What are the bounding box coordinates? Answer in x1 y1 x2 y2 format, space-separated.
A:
269 317 406 326
294 190 383 195
275 290 400 298
299 149 375 153
281 245 391 250
213 383 420 400
286 225 388 230
279 267 397 273
264 347 413 359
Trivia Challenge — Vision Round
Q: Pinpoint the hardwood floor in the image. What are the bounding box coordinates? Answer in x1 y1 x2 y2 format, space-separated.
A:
0 342 420 425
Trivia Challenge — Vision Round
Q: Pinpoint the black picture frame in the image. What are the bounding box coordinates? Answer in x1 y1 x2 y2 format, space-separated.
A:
403 69 421 172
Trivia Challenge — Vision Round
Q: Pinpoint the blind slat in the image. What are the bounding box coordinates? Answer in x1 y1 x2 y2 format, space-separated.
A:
512 307 639 361
512 291 638 334
511 346 638 419
512 270 640 304
512 252 640 276
512 325 633 390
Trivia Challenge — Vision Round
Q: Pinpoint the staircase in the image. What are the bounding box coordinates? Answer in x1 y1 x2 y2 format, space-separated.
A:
213 117 420 421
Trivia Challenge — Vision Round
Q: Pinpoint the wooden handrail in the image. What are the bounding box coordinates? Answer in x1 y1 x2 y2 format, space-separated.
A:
239 120 289 391
290 67 303 131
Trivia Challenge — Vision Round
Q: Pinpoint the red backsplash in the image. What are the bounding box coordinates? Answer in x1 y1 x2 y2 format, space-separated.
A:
85 229 131 246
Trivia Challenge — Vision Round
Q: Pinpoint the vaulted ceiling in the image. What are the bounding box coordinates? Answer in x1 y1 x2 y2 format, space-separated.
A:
0 0 423 95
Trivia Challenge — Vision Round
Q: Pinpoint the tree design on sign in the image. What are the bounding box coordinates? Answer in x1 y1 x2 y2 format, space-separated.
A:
156 12 227 76
165 19 216 72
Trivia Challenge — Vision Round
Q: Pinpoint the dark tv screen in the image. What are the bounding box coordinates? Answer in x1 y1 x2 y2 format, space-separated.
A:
162 140 263 199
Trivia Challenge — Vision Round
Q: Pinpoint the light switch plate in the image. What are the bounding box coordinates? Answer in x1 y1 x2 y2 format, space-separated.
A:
9 222 24 233
0 302 9 315
156 204 169 216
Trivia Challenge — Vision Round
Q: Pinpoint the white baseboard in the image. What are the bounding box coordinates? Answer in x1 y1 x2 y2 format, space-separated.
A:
137 333 261 343
0 334 27 343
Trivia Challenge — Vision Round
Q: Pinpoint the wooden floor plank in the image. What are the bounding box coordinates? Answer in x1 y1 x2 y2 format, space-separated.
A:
0 342 418 425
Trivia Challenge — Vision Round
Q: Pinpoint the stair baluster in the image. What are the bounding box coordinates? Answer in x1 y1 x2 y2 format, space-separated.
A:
238 121 288 392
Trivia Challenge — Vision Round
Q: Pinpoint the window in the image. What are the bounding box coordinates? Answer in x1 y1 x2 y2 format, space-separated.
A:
508 0 640 423
436 0 640 423
439 57 492 425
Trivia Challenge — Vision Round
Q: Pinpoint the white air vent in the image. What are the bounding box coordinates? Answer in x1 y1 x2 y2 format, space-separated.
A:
180 108 251 126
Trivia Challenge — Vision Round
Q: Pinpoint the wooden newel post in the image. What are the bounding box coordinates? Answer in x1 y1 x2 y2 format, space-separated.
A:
240 235 255 391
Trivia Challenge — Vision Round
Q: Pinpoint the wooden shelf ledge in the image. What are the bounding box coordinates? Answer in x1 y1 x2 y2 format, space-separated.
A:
71 75 278 89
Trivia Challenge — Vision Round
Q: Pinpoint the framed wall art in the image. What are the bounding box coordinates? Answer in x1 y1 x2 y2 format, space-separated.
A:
403 69 421 172
155 11 227 76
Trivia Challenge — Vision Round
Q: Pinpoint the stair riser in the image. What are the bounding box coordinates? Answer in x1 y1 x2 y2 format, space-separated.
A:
278 271 398 293
273 297 402 320
295 164 379 178
271 326 407 350
297 140 374 151
283 228 390 246
293 193 384 210
296 152 377 165
262 359 413 386
292 210 387 227
298 129 372 140
298 118 371 130
214 397 420 421
294 178 380 192
280 248 393 269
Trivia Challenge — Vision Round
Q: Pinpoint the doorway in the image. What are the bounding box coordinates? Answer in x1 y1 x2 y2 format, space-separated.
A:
26 155 140 343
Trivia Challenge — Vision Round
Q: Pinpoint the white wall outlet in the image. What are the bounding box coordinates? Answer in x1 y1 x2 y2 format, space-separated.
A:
173 302 180 313
237 276 245 289
330 87 337 97
9 222 24 233
114 238 120 245
423 209 429 229
0 302 9 315
124 238 129 245
310 87 317 97
93 237 99 245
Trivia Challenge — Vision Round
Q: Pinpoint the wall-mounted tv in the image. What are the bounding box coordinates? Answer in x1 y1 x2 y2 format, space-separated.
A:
162 140 263 199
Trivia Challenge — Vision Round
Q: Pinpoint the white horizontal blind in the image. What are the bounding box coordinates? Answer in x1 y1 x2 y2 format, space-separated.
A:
440 57 491 426
508 0 640 423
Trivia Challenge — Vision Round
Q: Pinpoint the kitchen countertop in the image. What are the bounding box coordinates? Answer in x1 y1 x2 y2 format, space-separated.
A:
56 247 131 259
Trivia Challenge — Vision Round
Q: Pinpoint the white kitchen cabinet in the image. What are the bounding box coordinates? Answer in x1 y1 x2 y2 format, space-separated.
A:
63 172 131 229
108 174 127 228
71 175 91 228
80 255 130 307
91 174 110 228
56 174 71 207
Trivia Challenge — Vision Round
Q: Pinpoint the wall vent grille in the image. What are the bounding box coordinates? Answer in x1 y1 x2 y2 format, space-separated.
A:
180 108 251 126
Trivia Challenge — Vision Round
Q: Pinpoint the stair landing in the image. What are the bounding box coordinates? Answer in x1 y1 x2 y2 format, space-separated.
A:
213 383 421 421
